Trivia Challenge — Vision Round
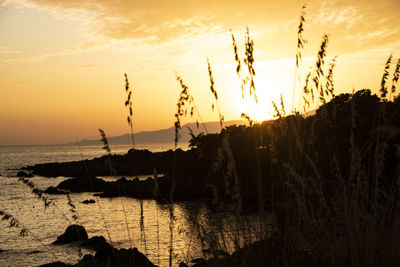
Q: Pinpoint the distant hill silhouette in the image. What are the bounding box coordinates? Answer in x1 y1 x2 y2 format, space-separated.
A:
74 120 246 145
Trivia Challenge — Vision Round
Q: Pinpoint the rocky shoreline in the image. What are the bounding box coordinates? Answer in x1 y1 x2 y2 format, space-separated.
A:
23 149 187 178
40 225 157 267
40 225 281 267
23 148 216 204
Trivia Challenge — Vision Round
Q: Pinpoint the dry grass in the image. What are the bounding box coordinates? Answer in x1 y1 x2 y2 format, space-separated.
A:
182 9 400 267
4 6 400 267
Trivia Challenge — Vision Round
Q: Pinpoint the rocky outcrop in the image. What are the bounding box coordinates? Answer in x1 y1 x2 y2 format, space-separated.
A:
57 175 107 193
26 250 41 254
16 170 34 178
26 147 216 203
98 177 155 198
44 172 213 203
23 149 184 177
86 247 156 267
44 186 67 195
81 236 109 251
53 225 88 244
81 199 95 204
42 225 157 267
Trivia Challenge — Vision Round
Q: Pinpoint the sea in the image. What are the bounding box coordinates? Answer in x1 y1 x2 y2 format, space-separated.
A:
0 143 266 267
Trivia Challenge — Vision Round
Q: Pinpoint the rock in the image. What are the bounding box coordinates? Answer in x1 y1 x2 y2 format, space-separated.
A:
98 177 156 199
179 262 189 267
81 236 111 251
26 250 41 254
17 171 34 178
74 254 103 267
43 231 157 267
82 199 96 204
44 186 67 195
57 175 107 193
94 247 156 267
53 225 88 244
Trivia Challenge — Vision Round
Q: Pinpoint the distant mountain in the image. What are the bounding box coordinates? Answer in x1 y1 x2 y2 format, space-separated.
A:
74 120 246 146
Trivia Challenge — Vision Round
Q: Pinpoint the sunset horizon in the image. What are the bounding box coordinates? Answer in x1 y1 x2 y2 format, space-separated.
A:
1 0 399 145
1 1 400 266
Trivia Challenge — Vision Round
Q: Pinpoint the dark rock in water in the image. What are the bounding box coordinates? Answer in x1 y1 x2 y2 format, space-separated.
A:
17 171 34 178
26 250 41 254
53 225 88 244
44 234 157 267
98 177 155 198
44 186 67 195
74 254 103 266
81 236 110 251
57 175 107 193
23 148 173 177
94 247 156 267
82 199 96 204
38 262 73 267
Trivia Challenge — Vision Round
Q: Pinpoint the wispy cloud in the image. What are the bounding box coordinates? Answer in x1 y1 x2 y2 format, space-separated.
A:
314 4 364 29
0 45 19 54
3 0 400 63
345 28 398 42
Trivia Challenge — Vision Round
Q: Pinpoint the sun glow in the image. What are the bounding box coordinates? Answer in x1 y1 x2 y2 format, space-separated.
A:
234 66 295 122
239 97 274 122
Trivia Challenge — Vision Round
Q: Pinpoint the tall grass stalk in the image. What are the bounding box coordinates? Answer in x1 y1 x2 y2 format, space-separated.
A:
99 128 133 249
152 168 161 266
124 73 135 148
232 29 264 216
292 4 307 112
390 57 400 100
123 74 147 254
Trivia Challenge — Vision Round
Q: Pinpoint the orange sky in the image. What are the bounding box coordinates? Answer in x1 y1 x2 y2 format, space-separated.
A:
0 0 399 145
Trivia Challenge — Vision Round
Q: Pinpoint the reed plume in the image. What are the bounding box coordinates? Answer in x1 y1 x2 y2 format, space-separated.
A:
380 53 392 99
124 73 135 148
66 194 78 222
390 57 400 99
0 210 28 237
207 58 224 128
292 4 307 111
174 75 194 148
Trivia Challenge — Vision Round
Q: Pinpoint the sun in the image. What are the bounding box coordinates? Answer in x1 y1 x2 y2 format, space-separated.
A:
238 97 274 122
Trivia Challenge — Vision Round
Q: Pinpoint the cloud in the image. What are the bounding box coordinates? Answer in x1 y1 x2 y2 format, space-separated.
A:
8 0 304 41
345 28 398 42
3 40 114 63
0 45 19 54
3 0 400 63
315 5 364 29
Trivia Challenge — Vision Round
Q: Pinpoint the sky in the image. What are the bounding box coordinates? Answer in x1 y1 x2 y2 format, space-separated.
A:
0 0 399 145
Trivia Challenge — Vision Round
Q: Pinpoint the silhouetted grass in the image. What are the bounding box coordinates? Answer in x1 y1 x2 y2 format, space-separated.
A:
4 5 400 267
181 10 400 267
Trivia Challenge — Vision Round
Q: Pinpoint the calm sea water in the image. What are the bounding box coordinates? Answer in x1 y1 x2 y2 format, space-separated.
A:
0 143 265 267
